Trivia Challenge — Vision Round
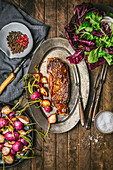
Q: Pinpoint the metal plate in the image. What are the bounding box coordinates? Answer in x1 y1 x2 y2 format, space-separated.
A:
27 37 90 133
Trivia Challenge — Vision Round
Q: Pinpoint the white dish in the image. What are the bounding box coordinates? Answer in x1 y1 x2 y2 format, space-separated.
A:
0 22 33 59
95 110 113 134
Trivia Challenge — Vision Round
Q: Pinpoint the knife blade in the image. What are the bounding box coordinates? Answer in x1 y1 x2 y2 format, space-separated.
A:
74 65 85 127
0 39 44 95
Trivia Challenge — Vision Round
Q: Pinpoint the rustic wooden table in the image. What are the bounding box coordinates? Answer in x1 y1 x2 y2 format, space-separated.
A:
3 0 113 170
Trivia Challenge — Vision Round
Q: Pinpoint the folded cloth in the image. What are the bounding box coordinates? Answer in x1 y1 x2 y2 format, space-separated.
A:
0 0 49 102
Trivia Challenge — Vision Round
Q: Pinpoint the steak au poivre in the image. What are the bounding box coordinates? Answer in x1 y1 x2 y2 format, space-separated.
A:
47 58 70 115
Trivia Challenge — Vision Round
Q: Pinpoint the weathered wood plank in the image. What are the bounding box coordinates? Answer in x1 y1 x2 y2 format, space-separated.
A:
20 0 35 17
75 1 92 170
44 0 57 170
103 64 113 170
56 1 68 170
67 1 79 170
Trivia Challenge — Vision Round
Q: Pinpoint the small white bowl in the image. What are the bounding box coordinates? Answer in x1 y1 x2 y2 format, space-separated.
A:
94 110 113 134
0 22 33 59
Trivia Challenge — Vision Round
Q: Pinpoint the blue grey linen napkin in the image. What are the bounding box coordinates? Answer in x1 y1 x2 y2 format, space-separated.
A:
0 0 49 102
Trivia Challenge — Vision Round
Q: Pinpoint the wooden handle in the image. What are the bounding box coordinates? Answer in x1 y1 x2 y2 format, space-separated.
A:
86 105 93 129
79 100 85 127
92 98 99 122
0 73 15 95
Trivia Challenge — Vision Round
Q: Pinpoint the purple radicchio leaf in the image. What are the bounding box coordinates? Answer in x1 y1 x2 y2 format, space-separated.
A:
101 22 112 36
103 47 113 54
74 3 93 19
91 30 105 37
66 50 84 64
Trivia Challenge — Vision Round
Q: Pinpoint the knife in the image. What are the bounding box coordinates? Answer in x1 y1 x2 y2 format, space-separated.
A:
74 65 85 127
86 72 99 129
0 39 44 95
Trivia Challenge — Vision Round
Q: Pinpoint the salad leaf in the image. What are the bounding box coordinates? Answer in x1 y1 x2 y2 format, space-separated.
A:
88 49 99 63
65 2 113 69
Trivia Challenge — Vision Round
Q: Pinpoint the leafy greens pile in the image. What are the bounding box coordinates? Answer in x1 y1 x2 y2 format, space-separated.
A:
65 3 113 70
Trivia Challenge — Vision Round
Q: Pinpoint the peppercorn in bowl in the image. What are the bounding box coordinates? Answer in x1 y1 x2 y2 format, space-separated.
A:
0 22 33 59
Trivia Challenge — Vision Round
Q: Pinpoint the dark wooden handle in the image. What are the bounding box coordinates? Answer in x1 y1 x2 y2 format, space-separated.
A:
92 98 99 122
86 105 93 129
0 73 15 95
79 101 85 127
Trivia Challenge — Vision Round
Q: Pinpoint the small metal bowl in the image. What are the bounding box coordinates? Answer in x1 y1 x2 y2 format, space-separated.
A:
94 110 113 134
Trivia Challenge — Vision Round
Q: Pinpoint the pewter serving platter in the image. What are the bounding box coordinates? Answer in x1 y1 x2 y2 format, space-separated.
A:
27 37 90 133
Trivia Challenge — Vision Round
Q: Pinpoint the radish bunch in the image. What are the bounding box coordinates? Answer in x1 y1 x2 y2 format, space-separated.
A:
22 64 57 137
25 65 52 113
0 105 32 166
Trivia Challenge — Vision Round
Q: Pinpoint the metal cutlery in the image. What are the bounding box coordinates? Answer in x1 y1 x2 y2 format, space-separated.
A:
92 64 108 121
0 39 44 95
86 63 108 129
74 65 85 127
86 72 100 129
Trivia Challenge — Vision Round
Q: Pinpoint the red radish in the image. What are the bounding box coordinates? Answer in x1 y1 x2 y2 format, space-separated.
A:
2 124 13 135
35 82 43 87
18 115 30 125
19 138 27 146
10 149 16 155
48 114 57 124
12 141 23 152
0 144 3 151
4 154 14 164
44 114 57 138
4 142 13 148
0 134 5 143
44 106 52 113
18 130 26 136
31 91 41 100
5 132 19 141
2 147 10 156
14 120 23 130
1 106 11 115
41 99 51 108
41 76 48 84
8 112 15 119
0 118 8 128
39 87 48 96
10 117 17 122
34 73 42 79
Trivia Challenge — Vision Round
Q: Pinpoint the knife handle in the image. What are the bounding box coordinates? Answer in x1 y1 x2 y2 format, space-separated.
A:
92 96 99 122
0 73 15 95
79 99 85 127
86 105 93 129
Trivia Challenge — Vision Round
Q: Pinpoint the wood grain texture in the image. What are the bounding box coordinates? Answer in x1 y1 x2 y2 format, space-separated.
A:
56 1 68 170
67 1 79 170
43 0 57 170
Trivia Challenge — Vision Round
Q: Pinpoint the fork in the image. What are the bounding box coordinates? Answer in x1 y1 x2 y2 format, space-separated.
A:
92 64 108 122
86 71 100 129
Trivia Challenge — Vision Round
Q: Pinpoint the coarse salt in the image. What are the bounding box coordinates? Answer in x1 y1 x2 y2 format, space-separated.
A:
95 111 113 133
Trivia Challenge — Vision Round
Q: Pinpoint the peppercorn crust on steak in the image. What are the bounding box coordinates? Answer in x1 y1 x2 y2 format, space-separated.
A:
47 58 70 115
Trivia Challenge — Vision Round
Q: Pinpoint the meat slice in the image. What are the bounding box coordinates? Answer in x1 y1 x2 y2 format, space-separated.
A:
47 58 70 115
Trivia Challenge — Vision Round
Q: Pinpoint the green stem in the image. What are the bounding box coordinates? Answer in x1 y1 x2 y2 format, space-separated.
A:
16 154 40 159
2 154 5 170
44 123 51 138
11 96 23 111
